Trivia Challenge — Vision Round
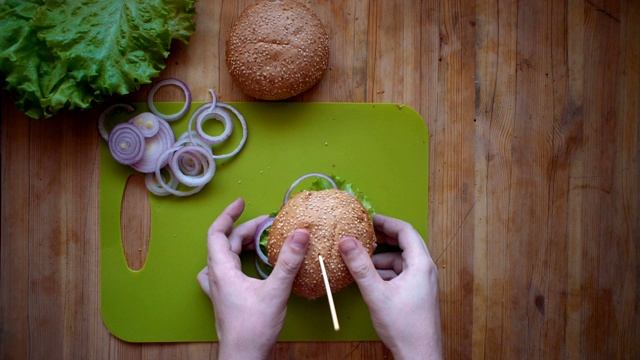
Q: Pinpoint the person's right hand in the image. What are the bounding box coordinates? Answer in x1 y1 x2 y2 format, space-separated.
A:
339 214 443 360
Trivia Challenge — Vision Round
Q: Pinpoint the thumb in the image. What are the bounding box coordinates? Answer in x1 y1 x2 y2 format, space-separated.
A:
196 267 211 298
339 237 383 298
266 229 310 291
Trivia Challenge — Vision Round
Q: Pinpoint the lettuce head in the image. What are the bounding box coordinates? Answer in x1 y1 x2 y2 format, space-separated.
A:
0 0 197 119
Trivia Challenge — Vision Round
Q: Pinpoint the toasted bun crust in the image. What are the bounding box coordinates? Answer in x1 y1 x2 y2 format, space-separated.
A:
225 0 330 100
267 189 375 299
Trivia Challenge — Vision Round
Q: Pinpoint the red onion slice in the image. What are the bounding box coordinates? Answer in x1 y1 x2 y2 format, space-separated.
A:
186 89 217 142
196 107 234 145
98 103 135 141
178 152 202 175
153 148 205 197
186 105 209 145
212 102 248 160
108 123 146 165
129 112 160 138
177 130 198 142
131 118 175 173
254 217 275 266
205 89 218 110
101 84 248 197
169 145 216 188
147 78 192 122
144 169 179 196
255 257 270 279
174 133 212 151
283 172 338 204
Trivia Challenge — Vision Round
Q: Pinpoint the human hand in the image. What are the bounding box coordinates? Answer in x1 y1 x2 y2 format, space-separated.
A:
197 198 310 360
339 214 443 360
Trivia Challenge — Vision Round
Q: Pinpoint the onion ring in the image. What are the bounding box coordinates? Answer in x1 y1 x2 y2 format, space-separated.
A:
283 172 338 204
153 148 205 197
255 257 270 279
205 89 218 110
196 107 234 145
144 169 179 196
212 102 248 160
98 103 135 141
254 217 275 266
129 112 160 138
173 135 212 152
178 152 203 175
108 123 146 165
186 104 212 145
169 145 216 188
130 118 175 173
147 78 192 121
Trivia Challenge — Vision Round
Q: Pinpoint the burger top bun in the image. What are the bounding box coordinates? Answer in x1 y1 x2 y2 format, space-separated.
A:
225 0 330 100
267 189 375 299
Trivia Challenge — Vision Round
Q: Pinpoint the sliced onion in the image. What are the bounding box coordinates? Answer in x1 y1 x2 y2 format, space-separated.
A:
283 173 338 204
98 103 135 141
254 217 275 266
186 101 216 146
196 107 234 145
178 130 198 142
168 145 216 188
147 78 192 121
130 118 175 173
103 84 248 197
212 102 248 160
178 152 202 175
129 112 160 138
108 123 146 165
205 89 218 110
255 257 270 279
153 149 205 197
144 169 179 196
174 133 212 151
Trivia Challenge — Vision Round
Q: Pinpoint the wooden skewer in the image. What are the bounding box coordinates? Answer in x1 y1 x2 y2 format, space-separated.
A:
318 255 340 331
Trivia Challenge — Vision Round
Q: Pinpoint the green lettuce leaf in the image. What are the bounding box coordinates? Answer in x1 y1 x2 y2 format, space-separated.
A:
0 0 197 119
0 0 88 118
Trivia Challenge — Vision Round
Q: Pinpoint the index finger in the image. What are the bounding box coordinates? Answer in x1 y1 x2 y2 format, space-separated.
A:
208 198 245 239
207 198 245 268
373 214 430 264
228 214 269 254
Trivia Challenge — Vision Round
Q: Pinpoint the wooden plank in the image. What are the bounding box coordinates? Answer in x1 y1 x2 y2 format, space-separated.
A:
58 111 105 359
1 0 640 358
427 0 477 358
574 1 638 358
617 0 640 355
1 96 31 360
474 0 518 357
27 118 67 358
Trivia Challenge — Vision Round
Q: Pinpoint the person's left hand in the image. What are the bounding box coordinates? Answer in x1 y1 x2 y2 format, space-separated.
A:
197 198 310 360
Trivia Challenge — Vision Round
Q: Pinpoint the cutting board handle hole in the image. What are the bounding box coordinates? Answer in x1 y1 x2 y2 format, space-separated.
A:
120 174 151 271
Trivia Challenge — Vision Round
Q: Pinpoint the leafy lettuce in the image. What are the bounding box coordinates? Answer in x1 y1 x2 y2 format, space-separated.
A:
0 0 197 119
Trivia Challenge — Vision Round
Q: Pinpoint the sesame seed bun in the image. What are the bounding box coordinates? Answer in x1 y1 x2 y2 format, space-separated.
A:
225 0 330 100
267 189 375 299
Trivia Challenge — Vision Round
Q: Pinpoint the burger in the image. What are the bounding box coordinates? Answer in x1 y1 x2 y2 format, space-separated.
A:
254 173 375 299
225 0 330 100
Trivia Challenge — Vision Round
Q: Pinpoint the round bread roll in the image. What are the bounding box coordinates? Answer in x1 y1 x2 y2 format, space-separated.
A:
225 0 330 100
267 189 375 299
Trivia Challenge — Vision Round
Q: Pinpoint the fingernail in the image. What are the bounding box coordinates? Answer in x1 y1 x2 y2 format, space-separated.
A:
339 237 357 255
290 230 309 251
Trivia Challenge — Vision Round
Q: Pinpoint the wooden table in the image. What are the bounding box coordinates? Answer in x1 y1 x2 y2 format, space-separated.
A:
2 0 638 358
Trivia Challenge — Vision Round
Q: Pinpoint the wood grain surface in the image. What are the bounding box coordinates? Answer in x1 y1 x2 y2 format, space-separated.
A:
1 0 639 359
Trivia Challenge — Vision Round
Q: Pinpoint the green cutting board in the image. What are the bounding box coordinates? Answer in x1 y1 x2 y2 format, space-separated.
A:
100 102 429 342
